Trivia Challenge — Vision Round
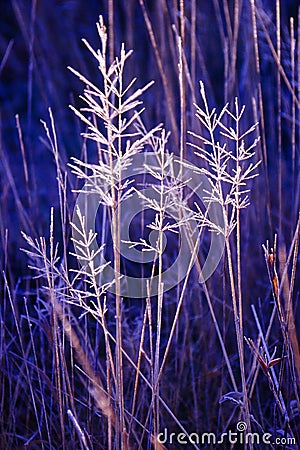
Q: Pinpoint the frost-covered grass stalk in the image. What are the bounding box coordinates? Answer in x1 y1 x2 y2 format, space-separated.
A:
188 81 260 432
68 17 163 448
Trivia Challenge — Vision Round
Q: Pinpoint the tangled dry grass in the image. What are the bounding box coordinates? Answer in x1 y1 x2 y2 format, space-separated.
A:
0 1 299 449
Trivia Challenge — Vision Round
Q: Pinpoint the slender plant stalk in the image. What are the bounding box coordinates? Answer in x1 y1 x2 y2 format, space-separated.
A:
276 0 282 239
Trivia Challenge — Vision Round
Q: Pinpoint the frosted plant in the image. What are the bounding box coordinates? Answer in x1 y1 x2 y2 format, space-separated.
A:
188 81 261 238
187 81 261 431
68 16 162 447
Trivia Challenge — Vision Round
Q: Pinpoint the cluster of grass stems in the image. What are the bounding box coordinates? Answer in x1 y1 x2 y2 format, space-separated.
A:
0 1 300 449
